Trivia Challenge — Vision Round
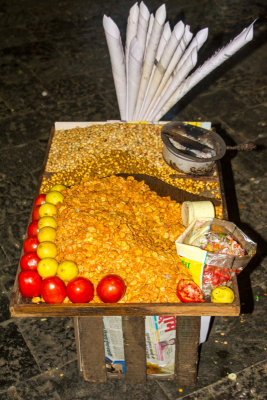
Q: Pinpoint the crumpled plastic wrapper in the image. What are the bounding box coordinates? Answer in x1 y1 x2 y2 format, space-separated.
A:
175 218 257 297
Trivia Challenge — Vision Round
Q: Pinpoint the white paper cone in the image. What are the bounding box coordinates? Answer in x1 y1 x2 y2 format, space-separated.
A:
136 1 150 51
125 2 139 119
168 25 193 75
143 22 190 119
133 4 166 120
126 1 150 120
156 21 172 62
154 22 254 121
147 27 208 118
160 24 192 93
127 37 144 120
145 13 155 49
139 20 184 120
176 27 208 71
103 15 127 120
125 3 139 72
146 25 193 118
149 47 198 120
138 21 171 119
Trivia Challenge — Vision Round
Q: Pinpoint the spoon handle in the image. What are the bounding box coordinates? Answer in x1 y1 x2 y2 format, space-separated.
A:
226 143 256 151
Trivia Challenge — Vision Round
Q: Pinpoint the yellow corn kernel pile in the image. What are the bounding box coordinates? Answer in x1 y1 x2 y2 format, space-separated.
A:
41 123 221 199
55 175 192 303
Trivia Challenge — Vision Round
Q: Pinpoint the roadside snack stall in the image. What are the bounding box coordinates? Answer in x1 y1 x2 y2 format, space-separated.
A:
10 2 257 386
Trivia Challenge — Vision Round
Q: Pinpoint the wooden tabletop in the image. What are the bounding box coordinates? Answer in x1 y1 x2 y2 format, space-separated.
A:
9 122 240 317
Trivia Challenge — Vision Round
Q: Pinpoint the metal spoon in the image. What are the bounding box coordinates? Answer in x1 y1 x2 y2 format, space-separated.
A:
161 122 215 157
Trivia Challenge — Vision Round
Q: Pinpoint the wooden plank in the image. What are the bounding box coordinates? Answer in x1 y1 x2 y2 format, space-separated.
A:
216 161 228 219
174 316 200 386
122 316 146 384
10 273 240 317
76 317 107 382
73 317 82 375
9 296 240 318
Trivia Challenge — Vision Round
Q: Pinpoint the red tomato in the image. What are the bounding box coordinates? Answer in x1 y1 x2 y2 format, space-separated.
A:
20 252 40 271
19 270 42 297
27 220 39 236
32 205 41 220
23 236 39 253
67 277 94 303
177 279 205 303
34 194 46 207
97 274 126 303
41 276 66 303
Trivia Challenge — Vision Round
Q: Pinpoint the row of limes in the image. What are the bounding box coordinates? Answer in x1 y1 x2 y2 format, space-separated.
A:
19 184 99 303
35 185 80 282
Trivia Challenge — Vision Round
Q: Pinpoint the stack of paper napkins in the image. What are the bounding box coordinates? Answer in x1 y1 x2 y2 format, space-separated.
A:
103 2 254 121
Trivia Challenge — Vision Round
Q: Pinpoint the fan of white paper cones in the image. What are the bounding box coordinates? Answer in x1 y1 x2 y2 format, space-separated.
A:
103 2 254 122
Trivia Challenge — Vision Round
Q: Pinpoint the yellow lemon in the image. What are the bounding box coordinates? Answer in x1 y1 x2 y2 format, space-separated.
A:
37 258 58 278
50 184 66 192
38 216 57 229
37 241 57 259
38 226 57 242
211 286 235 303
57 260 79 282
45 191 64 205
39 203 57 217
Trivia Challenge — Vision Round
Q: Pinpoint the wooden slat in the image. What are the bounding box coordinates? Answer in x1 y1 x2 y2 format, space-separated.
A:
174 316 200 386
73 317 82 375
9 295 240 317
76 317 107 382
216 161 228 219
10 274 240 317
122 316 146 384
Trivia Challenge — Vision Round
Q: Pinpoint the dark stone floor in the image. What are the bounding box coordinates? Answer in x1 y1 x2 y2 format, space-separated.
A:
0 1 266 399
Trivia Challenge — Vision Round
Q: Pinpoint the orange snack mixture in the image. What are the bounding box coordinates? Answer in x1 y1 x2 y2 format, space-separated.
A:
55 175 192 303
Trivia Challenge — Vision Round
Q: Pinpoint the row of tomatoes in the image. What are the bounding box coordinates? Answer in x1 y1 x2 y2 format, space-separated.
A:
19 194 127 304
20 269 126 304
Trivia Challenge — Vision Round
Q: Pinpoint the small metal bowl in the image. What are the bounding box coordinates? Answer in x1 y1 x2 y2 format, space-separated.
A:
161 122 226 175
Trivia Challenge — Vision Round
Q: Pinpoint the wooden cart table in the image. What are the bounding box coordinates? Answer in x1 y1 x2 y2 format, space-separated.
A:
10 121 240 386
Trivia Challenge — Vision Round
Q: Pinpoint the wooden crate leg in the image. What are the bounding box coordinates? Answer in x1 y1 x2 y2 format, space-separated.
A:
174 316 200 386
74 316 107 382
122 316 147 384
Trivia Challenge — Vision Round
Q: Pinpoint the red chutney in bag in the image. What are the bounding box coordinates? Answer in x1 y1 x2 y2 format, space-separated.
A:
176 217 257 299
202 265 232 296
